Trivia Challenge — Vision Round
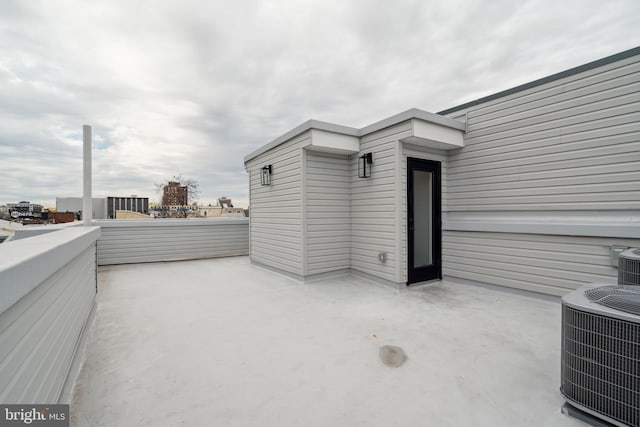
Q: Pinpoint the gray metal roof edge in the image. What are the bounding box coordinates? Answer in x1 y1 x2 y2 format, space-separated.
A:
359 108 466 136
438 46 640 116
244 119 359 163
244 109 465 163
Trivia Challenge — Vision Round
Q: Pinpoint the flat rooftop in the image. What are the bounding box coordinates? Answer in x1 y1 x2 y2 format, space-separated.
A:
71 256 581 426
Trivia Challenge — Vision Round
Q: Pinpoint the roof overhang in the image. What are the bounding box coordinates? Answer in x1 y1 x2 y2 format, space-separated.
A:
303 129 360 155
244 108 466 164
400 118 465 150
244 120 359 163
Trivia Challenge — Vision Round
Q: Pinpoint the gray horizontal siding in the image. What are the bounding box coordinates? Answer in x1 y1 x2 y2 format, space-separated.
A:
437 50 640 296
350 123 412 283
246 133 307 275
443 231 640 296
464 56 640 121
305 151 350 275
96 220 249 265
0 243 96 403
446 55 640 211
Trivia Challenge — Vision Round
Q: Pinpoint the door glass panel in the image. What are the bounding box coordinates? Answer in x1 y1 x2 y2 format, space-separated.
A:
413 170 432 267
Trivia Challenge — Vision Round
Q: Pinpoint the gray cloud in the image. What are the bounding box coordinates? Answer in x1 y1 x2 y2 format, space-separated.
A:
1 0 638 208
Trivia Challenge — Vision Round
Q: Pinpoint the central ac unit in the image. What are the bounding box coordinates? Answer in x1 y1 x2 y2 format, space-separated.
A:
619 247 640 286
561 283 640 427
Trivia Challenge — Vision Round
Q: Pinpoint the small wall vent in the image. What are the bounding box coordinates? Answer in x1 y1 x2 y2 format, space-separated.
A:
619 248 640 286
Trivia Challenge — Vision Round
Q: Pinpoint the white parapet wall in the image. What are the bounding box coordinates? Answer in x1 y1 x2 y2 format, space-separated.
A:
0 226 100 404
93 218 249 265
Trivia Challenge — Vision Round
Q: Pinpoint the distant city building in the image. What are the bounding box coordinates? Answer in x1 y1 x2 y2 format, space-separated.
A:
56 197 107 219
218 196 233 208
196 198 246 218
162 182 188 207
197 206 246 218
107 196 149 219
56 196 149 219
7 201 44 219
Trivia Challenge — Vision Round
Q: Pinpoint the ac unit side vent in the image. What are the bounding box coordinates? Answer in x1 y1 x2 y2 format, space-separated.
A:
561 305 640 427
585 286 640 316
619 248 640 286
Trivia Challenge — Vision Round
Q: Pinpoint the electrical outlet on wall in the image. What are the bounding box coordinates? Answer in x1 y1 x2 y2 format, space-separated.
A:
378 252 387 263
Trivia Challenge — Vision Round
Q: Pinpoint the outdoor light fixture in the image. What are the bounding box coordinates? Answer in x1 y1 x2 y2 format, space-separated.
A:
358 152 373 178
261 165 272 185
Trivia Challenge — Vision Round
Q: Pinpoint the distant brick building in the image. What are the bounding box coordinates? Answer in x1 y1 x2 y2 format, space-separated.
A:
162 181 188 206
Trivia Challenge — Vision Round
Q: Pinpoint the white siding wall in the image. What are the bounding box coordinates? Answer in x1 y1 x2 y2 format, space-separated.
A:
246 133 308 275
399 143 448 284
305 151 351 275
447 55 640 211
351 123 413 283
443 231 640 296
0 229 97 403
442 53 640 295
95 219 249 266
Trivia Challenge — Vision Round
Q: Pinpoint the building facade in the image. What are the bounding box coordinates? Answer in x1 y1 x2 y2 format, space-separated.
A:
56 197 107 219
7 202 44 219
197 206 246 218
57 196 149 219
106 196 149 219
244 47 640 296
162 182 188 207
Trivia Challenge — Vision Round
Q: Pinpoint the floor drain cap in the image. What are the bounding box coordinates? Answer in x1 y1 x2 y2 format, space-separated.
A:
379 345 407 367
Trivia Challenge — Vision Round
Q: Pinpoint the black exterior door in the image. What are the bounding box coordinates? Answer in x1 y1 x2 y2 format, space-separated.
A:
407 158 442 284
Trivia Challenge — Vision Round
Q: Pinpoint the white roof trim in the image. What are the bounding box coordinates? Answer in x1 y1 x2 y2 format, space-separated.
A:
400 119 465 150
305 129 360 155
244 108 465 163
359 108 466 136
244 120 359 163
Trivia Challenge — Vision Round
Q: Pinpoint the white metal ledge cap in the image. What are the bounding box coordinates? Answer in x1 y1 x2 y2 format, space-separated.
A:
0 226 100 315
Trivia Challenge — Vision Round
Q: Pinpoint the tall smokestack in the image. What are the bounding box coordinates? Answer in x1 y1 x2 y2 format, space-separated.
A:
83 125 92 225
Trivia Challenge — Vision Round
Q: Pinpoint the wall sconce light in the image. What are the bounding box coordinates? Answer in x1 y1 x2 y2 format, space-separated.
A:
358 152 373 178
261 165 272 185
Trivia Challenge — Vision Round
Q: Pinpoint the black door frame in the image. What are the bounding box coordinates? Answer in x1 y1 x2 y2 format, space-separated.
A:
407 157 442 285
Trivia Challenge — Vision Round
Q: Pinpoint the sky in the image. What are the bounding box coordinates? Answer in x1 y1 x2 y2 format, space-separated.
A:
0 0 638 208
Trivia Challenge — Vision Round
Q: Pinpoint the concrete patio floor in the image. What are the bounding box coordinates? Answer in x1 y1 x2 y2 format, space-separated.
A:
71 256 583 426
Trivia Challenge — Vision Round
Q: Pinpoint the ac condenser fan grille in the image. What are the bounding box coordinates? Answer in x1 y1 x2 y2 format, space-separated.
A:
562 305 640 427
585 286 640 316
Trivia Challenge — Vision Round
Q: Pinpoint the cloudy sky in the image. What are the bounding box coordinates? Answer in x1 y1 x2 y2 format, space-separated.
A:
1 0 638 208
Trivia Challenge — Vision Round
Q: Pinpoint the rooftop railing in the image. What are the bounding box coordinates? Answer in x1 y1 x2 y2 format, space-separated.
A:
0 227 100 404
93 217 249 265
0 218 249 404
